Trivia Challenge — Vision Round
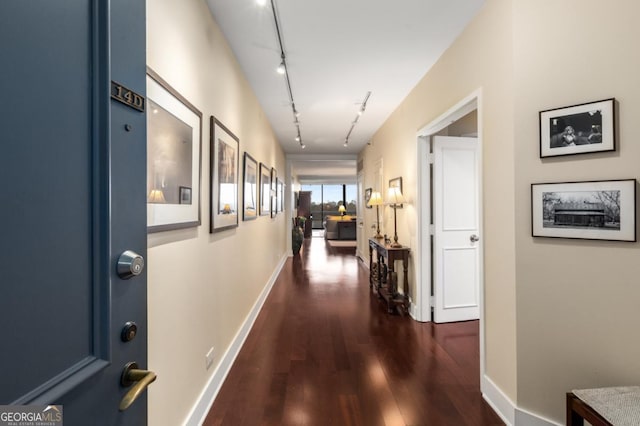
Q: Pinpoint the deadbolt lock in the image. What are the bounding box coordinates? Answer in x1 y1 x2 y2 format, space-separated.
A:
117 250 144 279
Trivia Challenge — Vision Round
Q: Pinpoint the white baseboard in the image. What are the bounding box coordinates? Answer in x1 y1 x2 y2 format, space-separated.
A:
482 375 562 426
183 253 288 426
515 407 562 426
482 375 516 426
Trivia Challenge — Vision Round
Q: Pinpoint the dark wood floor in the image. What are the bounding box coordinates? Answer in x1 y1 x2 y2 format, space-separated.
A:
203 237 504 426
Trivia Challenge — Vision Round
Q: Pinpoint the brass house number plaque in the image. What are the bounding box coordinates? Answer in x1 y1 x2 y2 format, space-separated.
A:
111 81 145 112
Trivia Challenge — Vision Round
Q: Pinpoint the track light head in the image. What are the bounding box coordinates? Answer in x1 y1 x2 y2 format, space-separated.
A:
256 0 267 6
276 61 285 75
301 143 306 149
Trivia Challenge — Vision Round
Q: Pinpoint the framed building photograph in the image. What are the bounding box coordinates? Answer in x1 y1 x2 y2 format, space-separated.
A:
146 68 202 233
210 116 239 233
389 177 403 208
242 152 258 221
539 98 615 158
365 187 372 208
531 179 636 241
259 163 271 216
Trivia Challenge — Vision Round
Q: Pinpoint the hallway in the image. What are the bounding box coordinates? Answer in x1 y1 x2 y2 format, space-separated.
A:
204 237 503 425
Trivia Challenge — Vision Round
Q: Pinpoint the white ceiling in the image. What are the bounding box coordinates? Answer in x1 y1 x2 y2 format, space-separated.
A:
205 0 484 177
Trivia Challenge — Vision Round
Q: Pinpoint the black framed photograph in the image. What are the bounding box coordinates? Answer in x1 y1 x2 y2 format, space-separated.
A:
389 177 403 208
259 163 271 216
210 116 239 233
270 167 277 218
146 68 202 233
531 179 636 241
277 179 284 213
242 152 258 221
179 186 192 204
365 187 372 209
539 98 615 158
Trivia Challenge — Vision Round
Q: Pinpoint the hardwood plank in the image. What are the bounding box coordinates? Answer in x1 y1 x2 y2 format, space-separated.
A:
202 237 504 426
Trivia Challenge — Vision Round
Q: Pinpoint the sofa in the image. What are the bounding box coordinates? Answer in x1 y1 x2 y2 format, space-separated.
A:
323 215 356 240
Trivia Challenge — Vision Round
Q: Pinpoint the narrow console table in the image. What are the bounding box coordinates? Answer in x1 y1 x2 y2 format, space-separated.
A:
368 238 410 314
567 387 640 426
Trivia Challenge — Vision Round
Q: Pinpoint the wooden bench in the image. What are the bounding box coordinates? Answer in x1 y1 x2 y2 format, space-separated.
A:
567 387 640 426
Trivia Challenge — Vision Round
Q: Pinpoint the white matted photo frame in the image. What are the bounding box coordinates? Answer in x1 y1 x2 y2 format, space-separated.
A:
365 188 372 209
270 167 277 218
539 98 615 158
146 68 202 233
276 178 284 213
531 179 636 241
243 152 258 221
210 116 239 233
259 163 271 216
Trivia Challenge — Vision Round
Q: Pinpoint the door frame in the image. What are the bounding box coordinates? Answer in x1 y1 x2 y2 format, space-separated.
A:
414 88 485 373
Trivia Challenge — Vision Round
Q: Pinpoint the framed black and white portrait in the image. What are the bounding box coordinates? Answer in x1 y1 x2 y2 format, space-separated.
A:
539 98 615 158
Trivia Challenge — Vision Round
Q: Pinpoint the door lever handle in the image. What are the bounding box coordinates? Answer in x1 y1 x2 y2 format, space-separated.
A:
119 362 157 411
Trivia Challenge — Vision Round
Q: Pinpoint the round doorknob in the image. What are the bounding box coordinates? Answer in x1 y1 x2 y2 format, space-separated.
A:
470 234 480 243
117 250 145 279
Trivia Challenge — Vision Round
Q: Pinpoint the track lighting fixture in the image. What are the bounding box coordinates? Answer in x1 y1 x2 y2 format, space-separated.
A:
256 0 267 6
268 0 305 148
342 91 371 148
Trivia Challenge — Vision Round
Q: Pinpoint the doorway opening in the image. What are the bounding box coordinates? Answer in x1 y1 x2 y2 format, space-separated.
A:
414 89 485 379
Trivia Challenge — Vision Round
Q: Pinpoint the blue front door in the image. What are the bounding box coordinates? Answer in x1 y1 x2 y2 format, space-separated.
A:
0 1 149 424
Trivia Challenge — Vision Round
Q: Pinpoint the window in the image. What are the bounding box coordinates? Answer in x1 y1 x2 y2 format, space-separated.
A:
301 184 357 228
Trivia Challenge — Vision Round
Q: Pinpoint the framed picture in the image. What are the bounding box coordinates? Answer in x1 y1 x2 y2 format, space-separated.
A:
242 152 258 221
531 179 636 241
365 187 372 209
179 186 192 204
277 179 284 213
539 98 615 158
389 177 403 208
210 116 239 233
270 167 277 218
259 163 271 216
146 68 202 233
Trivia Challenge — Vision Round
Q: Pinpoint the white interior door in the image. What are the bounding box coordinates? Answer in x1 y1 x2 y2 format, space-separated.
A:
433 136 480 323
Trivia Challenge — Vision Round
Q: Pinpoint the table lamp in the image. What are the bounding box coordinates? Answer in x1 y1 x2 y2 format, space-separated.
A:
338 204 346 219
367 191 383 239
386 187 406 247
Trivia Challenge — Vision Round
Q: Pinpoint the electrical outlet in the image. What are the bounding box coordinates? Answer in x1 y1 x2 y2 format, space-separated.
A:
205 347 215 370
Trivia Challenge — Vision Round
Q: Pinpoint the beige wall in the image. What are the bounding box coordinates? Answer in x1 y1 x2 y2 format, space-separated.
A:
361 0 517 402
513 0 640 422
146 1 287 425
363 0 640 423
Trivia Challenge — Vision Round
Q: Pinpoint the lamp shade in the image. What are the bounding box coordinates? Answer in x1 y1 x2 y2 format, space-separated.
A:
367 191 383 207
386 187 406 205
148 189 166 203
338 205 346 213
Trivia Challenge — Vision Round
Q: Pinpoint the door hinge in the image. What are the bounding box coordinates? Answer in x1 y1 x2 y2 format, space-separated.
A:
427 153 435 164
429 224 435 235
429 296 435 306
